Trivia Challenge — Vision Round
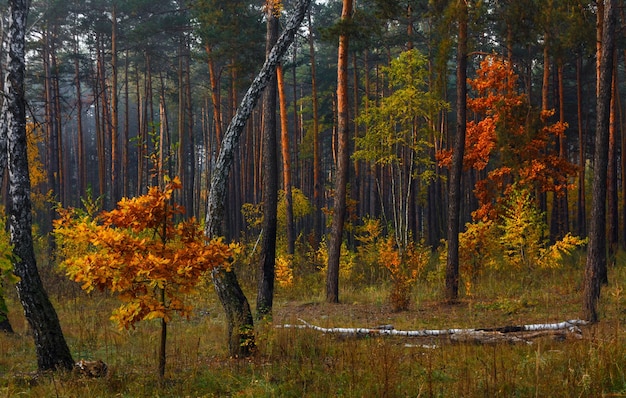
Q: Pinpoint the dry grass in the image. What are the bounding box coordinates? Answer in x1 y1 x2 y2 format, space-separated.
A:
1 252 626 397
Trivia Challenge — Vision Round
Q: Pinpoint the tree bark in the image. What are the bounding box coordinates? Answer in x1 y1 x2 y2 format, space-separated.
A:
4 0 74 370
445 0 467 303
583 0 617 322
204 0 311 357
326 0 353 304
607 59 618 266
110 4 119 204
308 12 323 250
576 55 586 237
278 64 295 255
256 5 279 319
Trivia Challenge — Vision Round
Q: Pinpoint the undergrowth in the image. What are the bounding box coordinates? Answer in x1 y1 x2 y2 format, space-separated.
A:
1 250 626 397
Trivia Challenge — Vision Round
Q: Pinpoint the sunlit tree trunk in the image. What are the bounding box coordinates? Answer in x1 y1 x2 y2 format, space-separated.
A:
278 64 295 255
607 58 618 267
205 45 223 153
326 0 353 304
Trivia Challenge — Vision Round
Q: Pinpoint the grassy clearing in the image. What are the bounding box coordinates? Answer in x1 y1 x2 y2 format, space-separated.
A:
1 251 626 397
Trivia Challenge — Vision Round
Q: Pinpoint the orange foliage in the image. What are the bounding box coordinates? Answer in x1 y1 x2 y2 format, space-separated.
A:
438 56 577 220
54 177 233 329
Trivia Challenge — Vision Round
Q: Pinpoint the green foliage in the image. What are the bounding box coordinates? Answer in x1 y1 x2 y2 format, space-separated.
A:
354 49 449 249
354 49 448 172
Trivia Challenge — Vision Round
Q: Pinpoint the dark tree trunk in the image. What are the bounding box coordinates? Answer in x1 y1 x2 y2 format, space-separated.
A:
204 0 311 357
584 0 617 322
576 55 586 237
326 0 353 304
445 0 467 303
256 7 279 319
607 60 618 267
308 12 323 250
110 4 119 204
4 0 74 370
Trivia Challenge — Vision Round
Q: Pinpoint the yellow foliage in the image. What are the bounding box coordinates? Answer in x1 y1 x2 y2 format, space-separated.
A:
275 255 294 287
538 233 587 269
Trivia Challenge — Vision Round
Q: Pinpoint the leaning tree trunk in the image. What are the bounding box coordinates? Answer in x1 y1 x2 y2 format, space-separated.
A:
204 0 312 357
4 0 74 370
584 0 617 323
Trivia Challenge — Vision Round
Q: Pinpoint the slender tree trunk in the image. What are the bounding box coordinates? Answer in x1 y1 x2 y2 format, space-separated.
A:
183 47 195 216
123 49 130 198
110 4 119 204
326 0 353 304
205 0 311 356
445 0 467 303
278 64 295 255
205 45 223 152
607 57 618 267
308 12 323 250
5 0 74 370
576 55 586 237
584 0 617 322
551 60 568 240
256 5 279 319
74 33 85 203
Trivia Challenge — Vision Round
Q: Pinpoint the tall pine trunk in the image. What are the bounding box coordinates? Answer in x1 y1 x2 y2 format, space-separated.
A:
445 0 467 303
278 64 295 255
584 0 617 322
326 0 353 304
308 12 323 250
256 4 279 319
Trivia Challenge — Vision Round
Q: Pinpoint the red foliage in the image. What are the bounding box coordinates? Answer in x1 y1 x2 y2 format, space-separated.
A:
438 56 577 220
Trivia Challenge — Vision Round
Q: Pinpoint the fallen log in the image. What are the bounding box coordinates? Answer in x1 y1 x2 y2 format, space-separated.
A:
278 319 587 345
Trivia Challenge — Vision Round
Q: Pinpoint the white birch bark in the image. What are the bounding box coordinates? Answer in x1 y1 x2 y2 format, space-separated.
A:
205 0 312 237
4 0 74 370
280 319 587 338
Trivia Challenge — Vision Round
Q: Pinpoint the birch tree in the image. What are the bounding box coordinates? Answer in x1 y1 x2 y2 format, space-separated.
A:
3 0 74 371
204 0 311 357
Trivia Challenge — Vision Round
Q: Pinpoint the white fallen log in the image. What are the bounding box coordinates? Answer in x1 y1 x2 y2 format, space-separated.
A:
278 319 587 343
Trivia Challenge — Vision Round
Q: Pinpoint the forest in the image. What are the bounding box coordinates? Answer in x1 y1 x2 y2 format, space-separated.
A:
1 0 626 396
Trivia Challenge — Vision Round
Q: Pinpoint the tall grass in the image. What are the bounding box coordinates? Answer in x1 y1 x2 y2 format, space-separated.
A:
1 250 626 397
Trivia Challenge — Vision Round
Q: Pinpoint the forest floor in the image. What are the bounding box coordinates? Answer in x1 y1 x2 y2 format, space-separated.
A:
1 253 626 397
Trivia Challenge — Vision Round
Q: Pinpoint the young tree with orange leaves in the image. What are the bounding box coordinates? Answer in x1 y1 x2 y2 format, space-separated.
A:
438 56 577 221
54 177 234 380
